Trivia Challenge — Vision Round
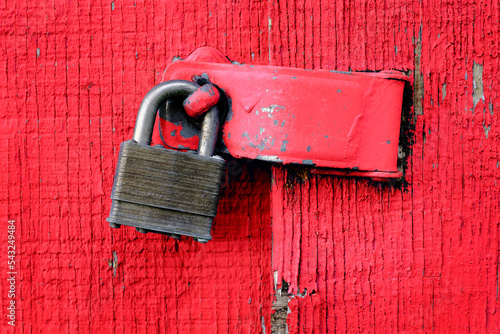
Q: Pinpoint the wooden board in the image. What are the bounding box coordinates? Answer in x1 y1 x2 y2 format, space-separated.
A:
0 0 499 332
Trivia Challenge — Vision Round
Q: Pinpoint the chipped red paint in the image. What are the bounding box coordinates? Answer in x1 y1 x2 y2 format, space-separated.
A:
0 1 273 332
161 49 408 178
183 84 220 119
1 0 499 333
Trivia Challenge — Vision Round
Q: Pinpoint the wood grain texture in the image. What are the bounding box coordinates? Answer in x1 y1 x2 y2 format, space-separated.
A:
0 0 272 332
269 0 500 332
1 0 499 333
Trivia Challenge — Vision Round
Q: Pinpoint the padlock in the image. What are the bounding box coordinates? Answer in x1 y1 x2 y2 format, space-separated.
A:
107 80 225 242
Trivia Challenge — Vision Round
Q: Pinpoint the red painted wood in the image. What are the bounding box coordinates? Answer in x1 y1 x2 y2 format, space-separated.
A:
269 0 500 332
0 0 272 332
1 0 499 333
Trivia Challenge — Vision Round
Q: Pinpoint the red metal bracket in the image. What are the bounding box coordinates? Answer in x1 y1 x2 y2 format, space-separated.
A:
156 47 409 179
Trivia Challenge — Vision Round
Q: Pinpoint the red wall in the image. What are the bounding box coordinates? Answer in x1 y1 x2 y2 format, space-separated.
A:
1 0 499 333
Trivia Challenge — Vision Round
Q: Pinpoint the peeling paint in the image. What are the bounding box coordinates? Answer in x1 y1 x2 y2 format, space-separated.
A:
198 72 210 81
260 105 284 116
442 83 447 101
330 70 353 75
170 130 176 137
256 155 283 163
473 62 484 108
179 126 198 139
414 24 424 116
243 129 274 150
302 159 314 165
398 146 405 159
183 83 220 118
306 145 311 152
268 16 272 63
295 288 308 298
226 106 234 121
281 140 289 152
483 122 491 138
250 138 271 150
108 251 118 277
272 278 290 334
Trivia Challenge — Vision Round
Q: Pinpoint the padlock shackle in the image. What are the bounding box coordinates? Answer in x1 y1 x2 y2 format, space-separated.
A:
133 80 219 156
197 99 220 157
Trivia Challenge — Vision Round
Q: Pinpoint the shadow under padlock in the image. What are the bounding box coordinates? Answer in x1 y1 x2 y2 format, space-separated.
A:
107 80 225 243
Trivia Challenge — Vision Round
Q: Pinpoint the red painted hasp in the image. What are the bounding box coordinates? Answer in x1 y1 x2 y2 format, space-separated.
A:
158 47 408 179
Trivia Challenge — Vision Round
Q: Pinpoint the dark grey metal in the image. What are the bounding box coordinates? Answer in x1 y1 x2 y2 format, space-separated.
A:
107 140 225 240
108 80 225 241
133 80 198 145
133 79 219 153
198 104 220 156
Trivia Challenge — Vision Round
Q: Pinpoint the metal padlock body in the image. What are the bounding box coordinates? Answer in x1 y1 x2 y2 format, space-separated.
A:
107 80 225 241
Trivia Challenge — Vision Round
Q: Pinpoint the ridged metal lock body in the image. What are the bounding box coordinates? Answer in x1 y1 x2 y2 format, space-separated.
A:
107 141 224 239
107 80 225 241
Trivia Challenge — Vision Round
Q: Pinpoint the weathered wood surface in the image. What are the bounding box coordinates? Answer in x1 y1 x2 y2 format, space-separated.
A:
269 0 500 332
0 0 499 333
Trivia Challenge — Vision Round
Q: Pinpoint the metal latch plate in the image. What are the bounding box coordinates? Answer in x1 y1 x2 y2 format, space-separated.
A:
157 48 408 179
